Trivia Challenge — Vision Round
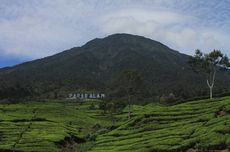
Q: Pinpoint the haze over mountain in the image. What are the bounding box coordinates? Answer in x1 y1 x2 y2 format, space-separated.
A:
0 33 230 100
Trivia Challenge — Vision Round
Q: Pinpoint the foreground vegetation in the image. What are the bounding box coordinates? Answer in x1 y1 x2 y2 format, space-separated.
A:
0 97 229 151
91 97 230 152
0 99 111 151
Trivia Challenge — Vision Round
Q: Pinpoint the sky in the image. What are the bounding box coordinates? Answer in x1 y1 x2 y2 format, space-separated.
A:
0 0 230 67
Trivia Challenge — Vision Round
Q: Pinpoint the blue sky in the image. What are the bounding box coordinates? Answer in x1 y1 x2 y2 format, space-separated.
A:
0 0 230 67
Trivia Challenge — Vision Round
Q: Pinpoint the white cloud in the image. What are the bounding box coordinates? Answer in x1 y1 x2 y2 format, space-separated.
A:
99 8 230 56
0 0 229 61
0 15 81 58
0 0 95 59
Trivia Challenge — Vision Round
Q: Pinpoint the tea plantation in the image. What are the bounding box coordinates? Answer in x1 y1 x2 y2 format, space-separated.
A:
0 100 111 151
91 97 230 152
0 97 229 152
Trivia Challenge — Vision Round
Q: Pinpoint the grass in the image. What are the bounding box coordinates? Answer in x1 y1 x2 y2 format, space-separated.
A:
0 97 229 151
0 99 112 151
90 97 230 152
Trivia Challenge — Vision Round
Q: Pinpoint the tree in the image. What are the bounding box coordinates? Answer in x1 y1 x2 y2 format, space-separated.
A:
189 49 230 99
122 70 143 119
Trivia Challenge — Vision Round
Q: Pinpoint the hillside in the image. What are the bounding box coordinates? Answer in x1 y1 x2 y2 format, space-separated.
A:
0 34 230 100
0 97 229 151
91 97 230 152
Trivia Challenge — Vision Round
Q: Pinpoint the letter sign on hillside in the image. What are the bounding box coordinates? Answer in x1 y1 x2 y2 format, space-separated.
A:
68 92 106 99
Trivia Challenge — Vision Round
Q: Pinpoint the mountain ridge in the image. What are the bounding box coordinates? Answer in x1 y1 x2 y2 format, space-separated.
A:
0 33 229 100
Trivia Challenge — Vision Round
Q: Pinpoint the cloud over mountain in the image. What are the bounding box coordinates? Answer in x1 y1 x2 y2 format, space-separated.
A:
0 0 229 63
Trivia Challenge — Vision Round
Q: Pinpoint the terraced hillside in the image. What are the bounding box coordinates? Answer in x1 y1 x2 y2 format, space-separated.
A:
91 97 230 152
0 100 112 151
0 97 229 152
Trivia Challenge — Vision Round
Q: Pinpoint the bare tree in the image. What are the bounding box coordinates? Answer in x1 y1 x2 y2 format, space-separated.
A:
189 49 230 99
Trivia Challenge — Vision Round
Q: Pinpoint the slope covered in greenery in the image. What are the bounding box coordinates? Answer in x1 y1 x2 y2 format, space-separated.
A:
0 97 229 151
0 99 111 151
0 34 230 100
92 97 230 152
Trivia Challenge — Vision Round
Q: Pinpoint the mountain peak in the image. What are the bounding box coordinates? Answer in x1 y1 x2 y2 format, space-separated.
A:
84 33 171 51
105 33 144 39
104 33 159 43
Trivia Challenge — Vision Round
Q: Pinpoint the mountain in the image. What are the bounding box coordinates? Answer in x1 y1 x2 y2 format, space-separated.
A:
0 33 230 100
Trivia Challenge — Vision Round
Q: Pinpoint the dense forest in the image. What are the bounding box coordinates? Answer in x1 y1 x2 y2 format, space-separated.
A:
0 34 230 102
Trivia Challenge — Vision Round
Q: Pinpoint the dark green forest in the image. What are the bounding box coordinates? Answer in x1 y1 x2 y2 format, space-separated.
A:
0 34 230 102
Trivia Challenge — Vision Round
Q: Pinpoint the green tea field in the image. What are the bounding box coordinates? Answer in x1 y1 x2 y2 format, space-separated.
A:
91 97 230 152
0 99 111 151
0 97 229 152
